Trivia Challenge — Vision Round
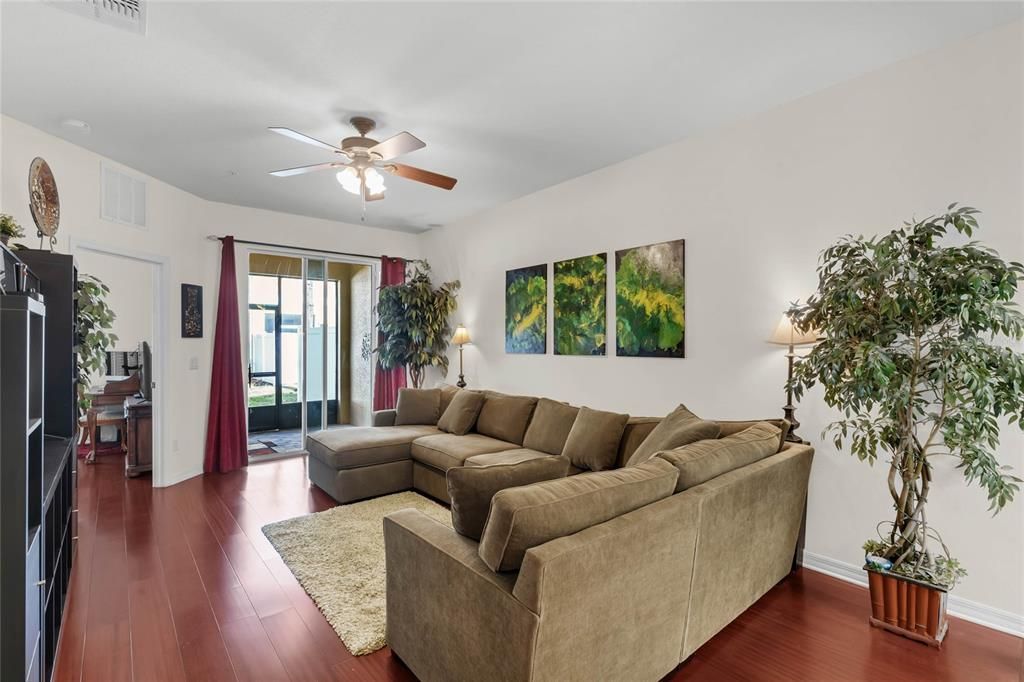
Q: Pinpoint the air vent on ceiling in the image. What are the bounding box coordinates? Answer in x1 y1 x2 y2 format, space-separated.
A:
51 0 147 35
101 163 147 229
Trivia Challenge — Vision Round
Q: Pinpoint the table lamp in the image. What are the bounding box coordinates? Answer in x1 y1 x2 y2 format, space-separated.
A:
768 314 819 443
451 325 471 388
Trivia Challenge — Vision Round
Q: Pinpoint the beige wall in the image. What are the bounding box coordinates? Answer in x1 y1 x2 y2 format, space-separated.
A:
1 115 420 485
421 22 1024 623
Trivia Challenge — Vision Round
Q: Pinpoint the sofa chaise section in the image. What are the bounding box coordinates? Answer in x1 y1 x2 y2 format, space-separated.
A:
306 425 440 503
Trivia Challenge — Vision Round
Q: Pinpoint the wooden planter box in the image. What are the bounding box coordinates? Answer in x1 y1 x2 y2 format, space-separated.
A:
865 566 948 647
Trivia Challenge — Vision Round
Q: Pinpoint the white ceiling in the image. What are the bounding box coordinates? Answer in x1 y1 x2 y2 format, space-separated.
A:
2 2 1020 233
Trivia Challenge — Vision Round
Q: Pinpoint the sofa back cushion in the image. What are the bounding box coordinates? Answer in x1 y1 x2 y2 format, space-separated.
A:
627 404 721 466
614 417 661 468
438 383 460 415
475 392 538 445
656 422 781 492
478 458 679 572
561 406 630 471
447 456 571 540
394 388 441 426
522 398 580 455
438 390 486 435
715 418 791 452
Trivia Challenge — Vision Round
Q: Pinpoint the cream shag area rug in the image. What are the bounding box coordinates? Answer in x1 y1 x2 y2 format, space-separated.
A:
262 491 451 655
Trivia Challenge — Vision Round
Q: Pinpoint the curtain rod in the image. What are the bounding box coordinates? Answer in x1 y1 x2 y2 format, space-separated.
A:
205 235 419 263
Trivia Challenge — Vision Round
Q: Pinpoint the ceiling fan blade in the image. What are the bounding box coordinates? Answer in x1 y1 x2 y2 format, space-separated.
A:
389 163 457 190
268 162 341 177
369 131 425 160
268 127 341 152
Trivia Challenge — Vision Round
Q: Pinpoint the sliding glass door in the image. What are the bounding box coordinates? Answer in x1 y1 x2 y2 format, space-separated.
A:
247 252 374 458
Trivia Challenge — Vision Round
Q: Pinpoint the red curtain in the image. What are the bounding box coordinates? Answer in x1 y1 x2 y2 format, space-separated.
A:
204 236 248 474
373 256 407 410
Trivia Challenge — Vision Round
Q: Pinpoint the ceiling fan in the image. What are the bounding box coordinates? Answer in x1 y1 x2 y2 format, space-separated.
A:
267 116 457 203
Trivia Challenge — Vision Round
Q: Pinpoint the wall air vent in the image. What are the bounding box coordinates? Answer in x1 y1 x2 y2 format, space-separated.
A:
50 0 147 35
101 163 147 229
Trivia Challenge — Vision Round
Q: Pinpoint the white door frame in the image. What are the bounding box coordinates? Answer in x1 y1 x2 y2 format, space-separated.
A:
69 238 170 487
239 243 379 450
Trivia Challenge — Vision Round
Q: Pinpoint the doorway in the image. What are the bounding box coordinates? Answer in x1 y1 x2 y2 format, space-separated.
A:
69 239 166 485
245 251 374 458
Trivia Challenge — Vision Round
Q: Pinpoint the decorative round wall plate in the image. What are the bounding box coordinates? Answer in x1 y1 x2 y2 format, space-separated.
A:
29 157 60 245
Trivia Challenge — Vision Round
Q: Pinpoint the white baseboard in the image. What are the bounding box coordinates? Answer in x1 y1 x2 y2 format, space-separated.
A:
800 550 1024 638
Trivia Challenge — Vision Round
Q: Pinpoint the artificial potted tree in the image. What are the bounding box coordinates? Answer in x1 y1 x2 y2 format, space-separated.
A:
75 274 119 414
789 205 1024 647
375 260 460 388
0 213 25 246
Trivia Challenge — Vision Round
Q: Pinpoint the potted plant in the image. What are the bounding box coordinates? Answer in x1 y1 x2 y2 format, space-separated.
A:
789 205 1024 647
75 274 119 414
375 260 460 388
0 213 25 245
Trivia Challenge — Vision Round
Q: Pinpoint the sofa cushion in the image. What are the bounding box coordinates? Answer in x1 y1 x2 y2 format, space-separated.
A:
656 422 781 492
306 425 441 470
464 448 553 467
438 390 486 435
447 456 571 540
411 433 519 472
394 388 441 426
715 418 792 452
476 392 539 445
627 404 721 466
478 458 678 572
522 398 580 455
615 417 661 468
439 384 461 414
561 406 631 472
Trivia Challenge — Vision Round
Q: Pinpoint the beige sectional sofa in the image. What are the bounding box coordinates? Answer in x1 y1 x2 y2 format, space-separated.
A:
306 387 659 505
306 387 814 682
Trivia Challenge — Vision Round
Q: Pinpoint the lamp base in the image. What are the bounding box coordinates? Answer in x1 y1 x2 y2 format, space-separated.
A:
782 404 806 444
456 374 467 389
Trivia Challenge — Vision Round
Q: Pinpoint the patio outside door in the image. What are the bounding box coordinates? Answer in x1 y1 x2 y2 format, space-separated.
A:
247 252 374 458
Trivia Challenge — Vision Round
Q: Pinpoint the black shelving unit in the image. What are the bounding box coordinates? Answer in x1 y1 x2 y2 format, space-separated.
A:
2 250 78 682
0 294 47 682
17 251 78 440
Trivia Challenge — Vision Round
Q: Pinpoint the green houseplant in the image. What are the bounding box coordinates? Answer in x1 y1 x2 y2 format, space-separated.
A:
789 205 1024 645
375 261 460 388
75 274 119 413
0 213 25 245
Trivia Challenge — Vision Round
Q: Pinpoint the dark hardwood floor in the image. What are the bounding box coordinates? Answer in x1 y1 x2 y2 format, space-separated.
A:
55 454 1023 682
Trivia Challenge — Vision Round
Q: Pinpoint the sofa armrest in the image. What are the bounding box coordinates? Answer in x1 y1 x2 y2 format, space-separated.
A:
372 409 396 426
384 509 538 682
511 492 700 682
680 443 813 658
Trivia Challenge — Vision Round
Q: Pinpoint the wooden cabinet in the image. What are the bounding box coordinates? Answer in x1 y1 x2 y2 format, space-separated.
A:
125 399 153 477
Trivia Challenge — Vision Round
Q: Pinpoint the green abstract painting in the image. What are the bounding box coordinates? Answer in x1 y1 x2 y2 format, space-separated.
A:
615 239 685 358
505 264 547 353
554 253 607 356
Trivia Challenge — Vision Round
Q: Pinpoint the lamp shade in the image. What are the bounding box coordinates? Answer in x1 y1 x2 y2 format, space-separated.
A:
768 314 819 346
452 325 471 346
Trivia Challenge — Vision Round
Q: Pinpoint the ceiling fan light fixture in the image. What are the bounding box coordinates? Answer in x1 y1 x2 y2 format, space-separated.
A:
337 167 361 195
364 167 386 194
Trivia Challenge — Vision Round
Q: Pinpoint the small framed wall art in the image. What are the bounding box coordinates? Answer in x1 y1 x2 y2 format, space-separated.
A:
181 283 203 338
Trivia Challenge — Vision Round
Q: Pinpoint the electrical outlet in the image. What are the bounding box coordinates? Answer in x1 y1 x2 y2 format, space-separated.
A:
189 356 199 370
